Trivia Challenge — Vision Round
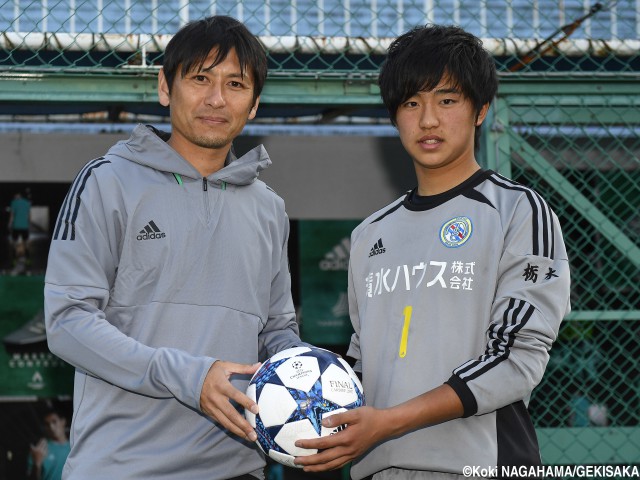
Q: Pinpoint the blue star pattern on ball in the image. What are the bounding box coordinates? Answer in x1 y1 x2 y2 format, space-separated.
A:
245 346 365 466
254 416 281 453
252 357 287 390
287 378 340 435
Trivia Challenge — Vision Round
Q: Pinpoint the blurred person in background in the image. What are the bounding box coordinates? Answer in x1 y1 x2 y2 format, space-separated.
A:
27 408 70 480
8 191 31 274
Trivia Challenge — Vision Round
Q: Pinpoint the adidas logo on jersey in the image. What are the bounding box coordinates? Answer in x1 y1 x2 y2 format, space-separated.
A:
137 220 166 241
369 238 386 257
319 237 350 271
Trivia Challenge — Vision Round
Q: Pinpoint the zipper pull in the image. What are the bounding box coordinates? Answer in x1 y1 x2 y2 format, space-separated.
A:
202 178 208 191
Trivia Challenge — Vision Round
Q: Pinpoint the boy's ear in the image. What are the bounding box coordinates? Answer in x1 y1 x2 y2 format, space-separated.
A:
475 102 490 126
158 68 170 107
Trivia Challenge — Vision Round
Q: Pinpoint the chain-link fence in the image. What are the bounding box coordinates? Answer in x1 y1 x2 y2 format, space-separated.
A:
1 0 639 469
483 76 640 465
1 0 639 73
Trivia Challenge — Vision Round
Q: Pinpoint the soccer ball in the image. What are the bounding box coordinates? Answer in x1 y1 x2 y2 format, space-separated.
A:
245 346 364 468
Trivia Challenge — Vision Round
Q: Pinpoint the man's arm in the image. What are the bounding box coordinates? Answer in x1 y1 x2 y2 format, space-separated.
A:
257 209 307 361
46 167 262 439
45 166 242 419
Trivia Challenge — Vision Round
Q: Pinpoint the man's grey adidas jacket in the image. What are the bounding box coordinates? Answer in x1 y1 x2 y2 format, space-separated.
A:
44 124 305 479
346 170 571 479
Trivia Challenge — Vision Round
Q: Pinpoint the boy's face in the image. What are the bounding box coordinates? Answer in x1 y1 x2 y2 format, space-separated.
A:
43 413 66 441
158 47 259 158
395 75 488 175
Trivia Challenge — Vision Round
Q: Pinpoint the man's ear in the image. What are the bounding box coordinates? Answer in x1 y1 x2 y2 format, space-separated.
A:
248 96 260 120
475 102 490 126
158 68 170 107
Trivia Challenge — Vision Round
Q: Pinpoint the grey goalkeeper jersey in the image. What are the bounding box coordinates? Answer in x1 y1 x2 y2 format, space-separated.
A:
347 170 571 479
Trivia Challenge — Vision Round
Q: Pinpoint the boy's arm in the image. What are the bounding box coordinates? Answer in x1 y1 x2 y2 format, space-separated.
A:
294 384 463 471
27 438 47 480
447 203 570 416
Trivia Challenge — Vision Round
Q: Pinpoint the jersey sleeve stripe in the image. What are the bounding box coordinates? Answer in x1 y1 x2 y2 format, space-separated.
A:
54 157 104 240
531 188 554 258
54 158 111 241
488 173 555 259
453 298 535 382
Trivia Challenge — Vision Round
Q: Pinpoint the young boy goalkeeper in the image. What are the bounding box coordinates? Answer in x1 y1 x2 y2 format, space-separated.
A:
295 24 571 480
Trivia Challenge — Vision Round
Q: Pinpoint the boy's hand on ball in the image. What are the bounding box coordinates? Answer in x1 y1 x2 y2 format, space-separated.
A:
200 360 261 442
293 406 385 471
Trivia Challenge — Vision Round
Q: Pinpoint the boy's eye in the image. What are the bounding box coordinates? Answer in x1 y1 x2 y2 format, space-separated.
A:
229 81 243 88
193 75 207 82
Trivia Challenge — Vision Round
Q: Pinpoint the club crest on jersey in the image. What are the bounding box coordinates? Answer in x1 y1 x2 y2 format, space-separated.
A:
440 216 472 248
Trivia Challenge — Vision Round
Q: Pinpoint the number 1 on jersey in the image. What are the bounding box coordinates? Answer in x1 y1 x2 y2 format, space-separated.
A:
399 305 412 358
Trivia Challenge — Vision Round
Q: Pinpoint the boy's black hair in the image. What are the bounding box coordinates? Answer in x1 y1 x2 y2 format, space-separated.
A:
378 24 498 146
42 408 63 418
162 16 267 104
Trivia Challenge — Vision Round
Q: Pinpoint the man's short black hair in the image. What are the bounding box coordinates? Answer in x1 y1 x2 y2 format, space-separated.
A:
162 16 267 104
378 24 498 135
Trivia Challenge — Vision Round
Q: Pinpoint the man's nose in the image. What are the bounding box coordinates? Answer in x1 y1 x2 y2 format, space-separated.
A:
205 83 225 108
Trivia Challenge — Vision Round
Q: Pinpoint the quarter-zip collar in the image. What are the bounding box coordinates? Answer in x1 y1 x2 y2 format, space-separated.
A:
108 124 271 187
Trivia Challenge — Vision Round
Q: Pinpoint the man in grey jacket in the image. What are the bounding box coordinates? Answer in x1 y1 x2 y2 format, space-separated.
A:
44 16 305 480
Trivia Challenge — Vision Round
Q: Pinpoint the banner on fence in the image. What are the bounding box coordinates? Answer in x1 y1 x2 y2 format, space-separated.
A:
298 220 360 346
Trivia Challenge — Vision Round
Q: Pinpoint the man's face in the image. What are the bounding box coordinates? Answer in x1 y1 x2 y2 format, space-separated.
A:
43 413 66 441
395 76 488 174
158 48 259 158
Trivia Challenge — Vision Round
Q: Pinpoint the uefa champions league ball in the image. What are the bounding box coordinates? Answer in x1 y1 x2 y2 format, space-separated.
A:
245 346 364 468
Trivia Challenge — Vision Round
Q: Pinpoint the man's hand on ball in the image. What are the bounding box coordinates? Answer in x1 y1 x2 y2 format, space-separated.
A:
200 360 261 442
293 406 386 471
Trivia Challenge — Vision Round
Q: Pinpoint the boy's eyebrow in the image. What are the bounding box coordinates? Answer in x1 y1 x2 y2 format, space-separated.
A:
416 84 462 95
434 87 462 95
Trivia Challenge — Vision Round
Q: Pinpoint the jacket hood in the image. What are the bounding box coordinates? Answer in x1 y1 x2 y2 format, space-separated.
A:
107 124 271 186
